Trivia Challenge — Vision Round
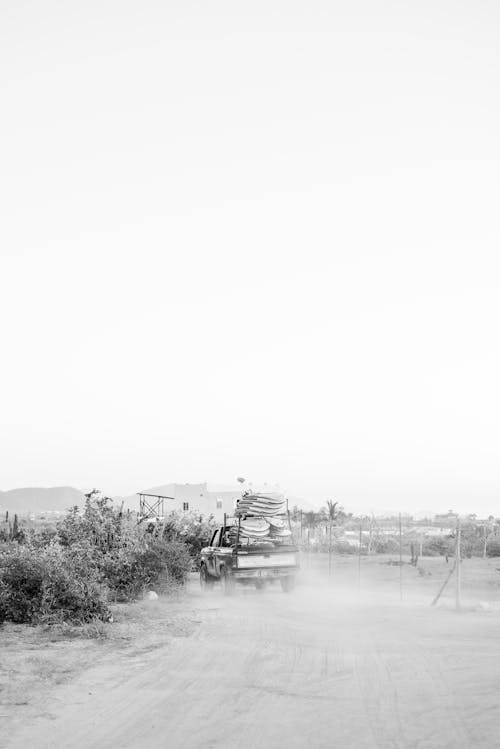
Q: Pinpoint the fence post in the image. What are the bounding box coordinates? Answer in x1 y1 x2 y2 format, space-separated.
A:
455 517 462 610
431 561 456 606
358 521 362 587
328 521 332 578
399 514 403 600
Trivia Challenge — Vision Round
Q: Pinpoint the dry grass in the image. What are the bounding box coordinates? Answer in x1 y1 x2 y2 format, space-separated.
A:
302 552 500 607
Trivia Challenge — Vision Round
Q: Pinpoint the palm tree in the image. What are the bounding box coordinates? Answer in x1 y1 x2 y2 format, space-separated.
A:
326 500 339 523
325 500 341 575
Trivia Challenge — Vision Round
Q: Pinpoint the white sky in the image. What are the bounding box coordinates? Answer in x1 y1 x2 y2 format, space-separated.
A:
1 0 499 515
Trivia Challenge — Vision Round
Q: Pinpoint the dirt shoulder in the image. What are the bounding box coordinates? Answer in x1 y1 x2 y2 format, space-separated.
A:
0 589 199 748
3 558 500 749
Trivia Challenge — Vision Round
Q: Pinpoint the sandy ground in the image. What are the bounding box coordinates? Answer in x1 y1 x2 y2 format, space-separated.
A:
2 555 500 749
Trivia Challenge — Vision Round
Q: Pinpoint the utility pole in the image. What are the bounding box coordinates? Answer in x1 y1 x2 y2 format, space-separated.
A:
455 517 462 610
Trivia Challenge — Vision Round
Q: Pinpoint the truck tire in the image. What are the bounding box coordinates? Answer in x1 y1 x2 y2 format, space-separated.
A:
200 564 214 590
281 575 295 593
221 567 235 596
254 579 265 591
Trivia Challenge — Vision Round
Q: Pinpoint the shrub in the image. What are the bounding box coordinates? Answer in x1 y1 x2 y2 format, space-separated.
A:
372 537 400 554
334 541 361 555
57 493 125 553
99 539 191 601
160 538 193 584
422 536 454 557
486 540 500 557
0 493 196 625
0 544 110 625
158 511 215 569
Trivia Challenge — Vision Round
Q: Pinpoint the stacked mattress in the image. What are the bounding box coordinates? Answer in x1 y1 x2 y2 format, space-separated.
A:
236 490 286 517
267 516 291 538
228 516 292 541
228 489 292 541
228 517 270 542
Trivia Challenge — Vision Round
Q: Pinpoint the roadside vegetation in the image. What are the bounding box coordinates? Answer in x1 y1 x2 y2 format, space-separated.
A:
0 492 213 626
291 505 500 561
3 494 499 627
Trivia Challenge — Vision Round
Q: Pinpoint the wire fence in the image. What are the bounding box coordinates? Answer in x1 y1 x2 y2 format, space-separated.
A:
291 514 500 608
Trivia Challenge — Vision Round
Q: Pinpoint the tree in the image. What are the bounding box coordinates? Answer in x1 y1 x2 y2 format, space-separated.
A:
303 510 319 529
326 500 339 523
324 501 347 572
57 491 123 553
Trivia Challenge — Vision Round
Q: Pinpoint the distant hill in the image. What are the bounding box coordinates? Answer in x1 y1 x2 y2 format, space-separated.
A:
0 486 85 515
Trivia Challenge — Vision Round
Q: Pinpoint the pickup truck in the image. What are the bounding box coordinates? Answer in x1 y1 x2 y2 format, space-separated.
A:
199 524 299 594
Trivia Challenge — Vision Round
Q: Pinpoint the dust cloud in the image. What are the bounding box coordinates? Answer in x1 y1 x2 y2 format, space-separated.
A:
6 554 500 749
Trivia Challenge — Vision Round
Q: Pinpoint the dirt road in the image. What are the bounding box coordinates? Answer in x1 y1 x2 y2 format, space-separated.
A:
5 570 500 749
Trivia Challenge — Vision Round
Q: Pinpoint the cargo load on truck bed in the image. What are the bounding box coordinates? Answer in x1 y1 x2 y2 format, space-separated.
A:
199 489 299 594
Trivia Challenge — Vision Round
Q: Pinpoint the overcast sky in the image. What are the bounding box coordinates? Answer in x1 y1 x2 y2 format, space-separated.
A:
1 0 499 515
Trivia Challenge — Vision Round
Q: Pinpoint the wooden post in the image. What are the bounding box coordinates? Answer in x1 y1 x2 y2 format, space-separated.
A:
431 561 456 606
399 513 403 601
358 521 362 587
483 524 487 559
328 521 332 578
455 517 462 610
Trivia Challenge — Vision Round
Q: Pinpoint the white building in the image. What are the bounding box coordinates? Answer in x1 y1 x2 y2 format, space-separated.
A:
139 482 242 522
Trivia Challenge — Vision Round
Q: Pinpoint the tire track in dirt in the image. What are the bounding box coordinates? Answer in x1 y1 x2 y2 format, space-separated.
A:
5 584 500 749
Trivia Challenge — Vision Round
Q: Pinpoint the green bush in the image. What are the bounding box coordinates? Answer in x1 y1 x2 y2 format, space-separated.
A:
0 493 195 625
57 493 126 553
372 537 400 554
0 544 110 625
99 539 191 601
158 511 215 569
422 536 454 557
486 540 500 557
334 541 361 555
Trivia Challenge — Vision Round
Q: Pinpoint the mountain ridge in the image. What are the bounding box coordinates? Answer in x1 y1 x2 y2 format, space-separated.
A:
0 486 85 515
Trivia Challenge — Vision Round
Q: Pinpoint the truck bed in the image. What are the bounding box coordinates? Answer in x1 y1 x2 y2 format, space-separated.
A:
235 548 298 569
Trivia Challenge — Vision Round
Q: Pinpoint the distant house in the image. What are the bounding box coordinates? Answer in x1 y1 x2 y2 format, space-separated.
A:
434 511 458 523
432 513 462 532
138 482 242 522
